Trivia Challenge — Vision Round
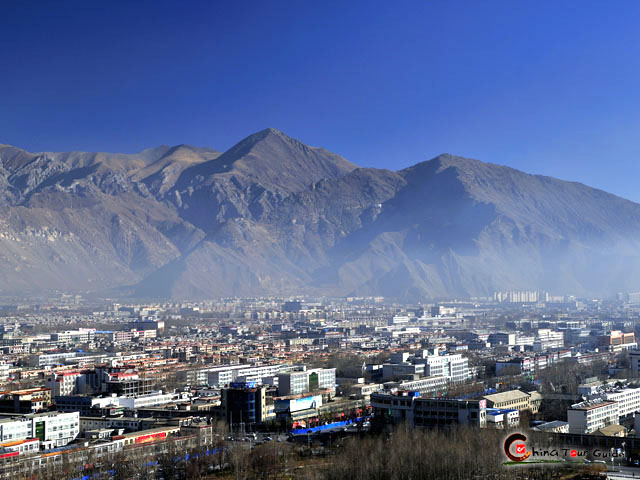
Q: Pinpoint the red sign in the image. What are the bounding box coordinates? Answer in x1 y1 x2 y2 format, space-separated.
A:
135 432 167 444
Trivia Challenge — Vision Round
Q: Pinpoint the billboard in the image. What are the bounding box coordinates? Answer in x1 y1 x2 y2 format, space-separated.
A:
275 395 323 413
135 432 167 444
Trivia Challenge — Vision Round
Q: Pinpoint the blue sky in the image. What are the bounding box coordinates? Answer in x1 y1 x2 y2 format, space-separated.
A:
2 1 640 200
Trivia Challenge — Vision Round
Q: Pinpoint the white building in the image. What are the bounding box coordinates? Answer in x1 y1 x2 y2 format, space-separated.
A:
38 352 77 367
422 352 469 383
117 391 187 409
50 329 95 344
604 387 640 419
205 364 286 387
278 371 309 396
0 411 79 449
0 437 40 455
0 363 9 382
567 400 619 434
486 408 520 429
383 376 448 397
533 329 564 352
277 368 336 397
47 371 89 396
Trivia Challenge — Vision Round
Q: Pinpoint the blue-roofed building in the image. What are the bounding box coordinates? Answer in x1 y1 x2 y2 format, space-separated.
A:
485 408 519 429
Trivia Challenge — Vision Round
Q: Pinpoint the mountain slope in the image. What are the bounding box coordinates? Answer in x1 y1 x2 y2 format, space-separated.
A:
2 133 640 300
318 154 640 298
167 128 358 233
0 143 212 294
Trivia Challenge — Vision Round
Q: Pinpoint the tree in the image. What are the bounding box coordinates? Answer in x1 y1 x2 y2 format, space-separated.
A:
248 443 287 480
157 438 184 480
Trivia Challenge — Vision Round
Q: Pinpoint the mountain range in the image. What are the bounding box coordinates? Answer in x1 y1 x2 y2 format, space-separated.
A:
1 128 639 300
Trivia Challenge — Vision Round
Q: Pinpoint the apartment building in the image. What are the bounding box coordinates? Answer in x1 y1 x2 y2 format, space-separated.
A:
533 329 564 352
599 331 637 352
413 398 487 428
421 351 469 383
0 411 79 449
55 395 120 416
222 382 268 427
117 391 186 409
204 364 286 387
47 371 89 396
278 368 336 397
0 387 51 414
370 391 486 428
50 329 95 344
567 400 619 434
383 376 448 397
604 387 640 419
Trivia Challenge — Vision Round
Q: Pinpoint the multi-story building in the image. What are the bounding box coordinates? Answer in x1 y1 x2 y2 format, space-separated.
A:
55 395 120 416
533 329 564 351
203 364 286 388
599 331 637 352
383 377 448 397
118 391 186 409
370 391 486 428
486 408 520 429
50 329 95 344
413 398 487 428
0 437 40 455
0 411 79 449
421 351 469 383
564 327 590 346
603 387 640 419
567 400 619 434
277 367 336 397
514 335 535 349
278 371 309 396
109 330 134 343
383 363 424 379
0 388 51 414
483 390 538 413
222 382 268 429
47 371 89 396
488 333 516 347
37 352 77 367
0 363 10 382
309 368 337 395
102 371 153 397
494 291 539 303
631 351 640 375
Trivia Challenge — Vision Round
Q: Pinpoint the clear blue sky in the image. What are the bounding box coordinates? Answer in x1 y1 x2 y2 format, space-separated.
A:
2 1 640 200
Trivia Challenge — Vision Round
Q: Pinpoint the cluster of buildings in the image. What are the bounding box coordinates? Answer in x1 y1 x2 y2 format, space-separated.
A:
0 292 637 475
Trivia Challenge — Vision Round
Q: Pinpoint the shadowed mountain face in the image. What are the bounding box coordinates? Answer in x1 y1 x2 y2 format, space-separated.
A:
1 130 640 300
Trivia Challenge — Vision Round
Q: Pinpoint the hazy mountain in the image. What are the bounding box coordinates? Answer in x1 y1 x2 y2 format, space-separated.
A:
2 130 640 300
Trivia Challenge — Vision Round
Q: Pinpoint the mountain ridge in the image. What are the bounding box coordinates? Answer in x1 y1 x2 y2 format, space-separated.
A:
1 131 639 300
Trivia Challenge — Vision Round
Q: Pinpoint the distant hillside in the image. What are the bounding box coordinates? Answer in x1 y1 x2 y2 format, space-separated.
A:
1 130 640 300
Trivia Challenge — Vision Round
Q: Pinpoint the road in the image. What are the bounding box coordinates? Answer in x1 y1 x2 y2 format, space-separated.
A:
606 465 640 479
